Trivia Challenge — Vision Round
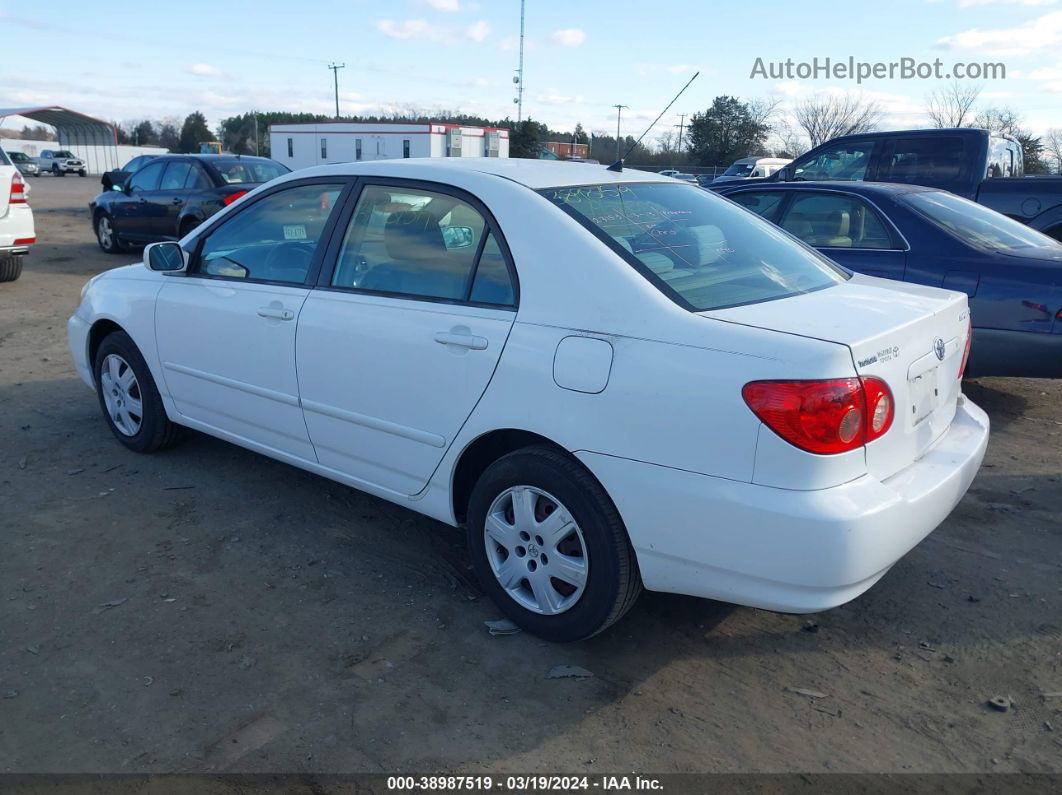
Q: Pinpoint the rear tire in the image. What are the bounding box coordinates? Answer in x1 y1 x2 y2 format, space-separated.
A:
467 445 641 642
95 213 125 254
93 331 180 453
0 256 23 282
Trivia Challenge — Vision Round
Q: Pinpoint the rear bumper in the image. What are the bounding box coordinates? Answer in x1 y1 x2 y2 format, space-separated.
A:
578 395 989 613
0 205 35 255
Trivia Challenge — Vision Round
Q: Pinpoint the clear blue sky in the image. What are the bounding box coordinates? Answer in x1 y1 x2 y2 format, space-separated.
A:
2 0 1061 144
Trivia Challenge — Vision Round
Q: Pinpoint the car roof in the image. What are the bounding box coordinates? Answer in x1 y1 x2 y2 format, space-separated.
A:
717 180 941 196
145 154 277 163
290 158 676 190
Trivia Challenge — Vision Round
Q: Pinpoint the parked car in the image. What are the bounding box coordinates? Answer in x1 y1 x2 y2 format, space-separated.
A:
7 151 40 177
33 149 87 177
0 148 35 282
669 172 698 184
89 154 290 253
69 160 988 641
716 181 1062 378
658 169 680 177
711 156 791 185
100 153 159 192
720 128 1062 241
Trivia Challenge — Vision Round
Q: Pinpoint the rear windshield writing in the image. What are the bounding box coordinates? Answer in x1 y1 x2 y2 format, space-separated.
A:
540 182 847 311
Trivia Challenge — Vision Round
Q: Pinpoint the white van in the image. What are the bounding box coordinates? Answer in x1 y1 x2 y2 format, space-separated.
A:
712 157 792 185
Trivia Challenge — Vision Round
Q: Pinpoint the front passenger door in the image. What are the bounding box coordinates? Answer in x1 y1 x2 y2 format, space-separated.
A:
114 160 166 240
155 180 349 461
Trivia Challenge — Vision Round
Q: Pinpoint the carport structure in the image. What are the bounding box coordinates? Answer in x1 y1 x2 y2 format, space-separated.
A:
0 106 119 175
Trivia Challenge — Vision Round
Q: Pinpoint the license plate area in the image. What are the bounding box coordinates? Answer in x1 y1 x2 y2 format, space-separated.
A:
909 365 942 426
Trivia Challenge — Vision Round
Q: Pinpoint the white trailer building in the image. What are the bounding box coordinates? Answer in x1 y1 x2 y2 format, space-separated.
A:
269 121 509 171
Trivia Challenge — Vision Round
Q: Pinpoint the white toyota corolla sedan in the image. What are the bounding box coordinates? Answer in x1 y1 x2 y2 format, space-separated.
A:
68 159 989 641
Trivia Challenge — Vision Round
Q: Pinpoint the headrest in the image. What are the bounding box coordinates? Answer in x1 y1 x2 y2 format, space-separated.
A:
829 210 850 237
384 211 446 262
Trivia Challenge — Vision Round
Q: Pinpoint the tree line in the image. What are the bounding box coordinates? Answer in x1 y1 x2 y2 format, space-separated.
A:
107 93 1061 175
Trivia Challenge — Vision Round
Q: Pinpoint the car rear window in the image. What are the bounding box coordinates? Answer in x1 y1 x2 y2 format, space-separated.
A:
903 190 1058 252
539 182 848 311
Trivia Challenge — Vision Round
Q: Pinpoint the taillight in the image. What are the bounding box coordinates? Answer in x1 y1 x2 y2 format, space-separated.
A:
222 190 248 206
958 318 972 380
742 376 895 455
10 172 26 204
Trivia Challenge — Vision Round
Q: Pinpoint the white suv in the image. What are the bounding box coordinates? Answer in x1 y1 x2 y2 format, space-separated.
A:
0 148 35 282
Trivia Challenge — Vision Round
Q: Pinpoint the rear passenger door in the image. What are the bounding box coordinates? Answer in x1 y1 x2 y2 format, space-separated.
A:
778 191 907 280
296 180 519 496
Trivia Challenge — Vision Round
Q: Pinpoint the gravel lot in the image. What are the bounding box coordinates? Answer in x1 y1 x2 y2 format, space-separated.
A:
1 177 1061 775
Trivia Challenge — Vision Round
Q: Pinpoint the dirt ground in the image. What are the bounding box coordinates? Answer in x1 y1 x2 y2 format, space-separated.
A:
1 177 1060 775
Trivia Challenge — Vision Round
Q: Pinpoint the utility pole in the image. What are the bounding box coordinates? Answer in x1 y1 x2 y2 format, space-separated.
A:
328 62 345 119
612 104 628 161
672 113 686 166
252 111 259 156
514 0 526 122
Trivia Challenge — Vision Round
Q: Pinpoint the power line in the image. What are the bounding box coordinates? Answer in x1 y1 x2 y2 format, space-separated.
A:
328 62 346 119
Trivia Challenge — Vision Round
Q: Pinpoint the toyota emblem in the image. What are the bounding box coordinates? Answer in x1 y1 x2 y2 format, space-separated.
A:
934 337 946 361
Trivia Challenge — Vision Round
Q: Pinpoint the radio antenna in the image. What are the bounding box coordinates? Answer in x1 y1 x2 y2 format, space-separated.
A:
607 71 699 172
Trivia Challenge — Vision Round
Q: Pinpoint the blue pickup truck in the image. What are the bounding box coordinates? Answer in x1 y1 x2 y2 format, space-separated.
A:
725 128 1062 242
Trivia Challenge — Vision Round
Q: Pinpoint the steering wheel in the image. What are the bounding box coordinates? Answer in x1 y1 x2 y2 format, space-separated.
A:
261 241 315 280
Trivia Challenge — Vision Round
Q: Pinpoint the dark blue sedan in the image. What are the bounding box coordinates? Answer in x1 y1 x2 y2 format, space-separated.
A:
715 181 1062 378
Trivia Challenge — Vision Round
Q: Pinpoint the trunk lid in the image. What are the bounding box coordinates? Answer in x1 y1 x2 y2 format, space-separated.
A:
703 275 970 480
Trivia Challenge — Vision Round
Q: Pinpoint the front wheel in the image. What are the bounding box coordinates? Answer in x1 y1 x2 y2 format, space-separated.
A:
467 446 641 642
93 331 180 453
95 214 125 254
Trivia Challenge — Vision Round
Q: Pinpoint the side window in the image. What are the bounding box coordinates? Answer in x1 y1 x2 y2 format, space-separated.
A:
879 137 966 186
469 233 515 306
729 191 786 222
780 193 896 250
184 164 212 190
160 161 192 190
196 182 345 283
331 184 506 303
128 162 165 192
792 141 874 182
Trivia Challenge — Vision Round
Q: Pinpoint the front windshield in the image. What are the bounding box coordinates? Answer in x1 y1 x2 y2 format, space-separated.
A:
723 163 755 177
212 159 289 184
10 152 28 162
540 182 848 311
904 190 1059 252
54 151 75 158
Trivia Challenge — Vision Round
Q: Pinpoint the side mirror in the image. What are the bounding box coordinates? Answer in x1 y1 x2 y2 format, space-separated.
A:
144 241 187 273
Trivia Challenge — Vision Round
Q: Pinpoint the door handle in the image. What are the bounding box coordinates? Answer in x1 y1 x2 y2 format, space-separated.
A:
434 330 488 350
257 306 295 321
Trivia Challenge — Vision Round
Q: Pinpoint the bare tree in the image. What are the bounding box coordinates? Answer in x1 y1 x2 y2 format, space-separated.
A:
794 94 882 147
747 97 783 130
975 106 1022 137
772 117 809 158
1044 128 1062 175
925 82 982 128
